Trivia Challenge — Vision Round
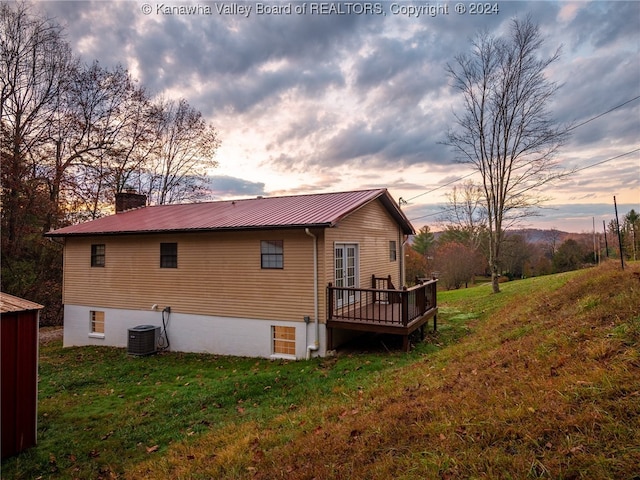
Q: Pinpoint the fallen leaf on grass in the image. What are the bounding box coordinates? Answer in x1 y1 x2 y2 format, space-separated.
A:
146 445 159 453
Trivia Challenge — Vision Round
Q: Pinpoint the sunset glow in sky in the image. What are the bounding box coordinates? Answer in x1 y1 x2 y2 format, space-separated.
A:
40 0 639 232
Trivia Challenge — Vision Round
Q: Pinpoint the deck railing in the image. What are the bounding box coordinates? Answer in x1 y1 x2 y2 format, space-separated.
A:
328 279 437 327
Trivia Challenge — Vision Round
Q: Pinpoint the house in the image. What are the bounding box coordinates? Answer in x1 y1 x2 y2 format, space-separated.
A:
46 188 437 359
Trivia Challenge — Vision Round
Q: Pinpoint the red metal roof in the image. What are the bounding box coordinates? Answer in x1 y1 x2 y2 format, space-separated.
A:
46 188 414 237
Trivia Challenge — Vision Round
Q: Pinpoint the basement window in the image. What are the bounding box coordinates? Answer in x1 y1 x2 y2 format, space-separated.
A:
272 326 296 357
261 240 283 269
90 310 105 338
160 243 178 268
91 244 106 267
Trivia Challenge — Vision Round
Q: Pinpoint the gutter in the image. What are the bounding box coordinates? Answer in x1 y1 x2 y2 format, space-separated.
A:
304 228 319 360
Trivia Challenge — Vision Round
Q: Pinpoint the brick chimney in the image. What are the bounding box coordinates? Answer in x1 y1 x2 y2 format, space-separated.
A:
115 189 147 213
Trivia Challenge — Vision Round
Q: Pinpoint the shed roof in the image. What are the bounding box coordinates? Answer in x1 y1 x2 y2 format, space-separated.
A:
0 292 44 313
46 188 414 237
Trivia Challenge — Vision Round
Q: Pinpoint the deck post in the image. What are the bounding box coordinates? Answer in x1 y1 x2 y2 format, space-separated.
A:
327 283 333 319
401 286 408 326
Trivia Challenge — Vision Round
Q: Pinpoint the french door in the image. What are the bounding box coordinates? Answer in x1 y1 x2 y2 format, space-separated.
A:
335 243 358 307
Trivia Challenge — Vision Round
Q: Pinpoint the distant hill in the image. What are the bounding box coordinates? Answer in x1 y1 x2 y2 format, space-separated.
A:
412 228 596 246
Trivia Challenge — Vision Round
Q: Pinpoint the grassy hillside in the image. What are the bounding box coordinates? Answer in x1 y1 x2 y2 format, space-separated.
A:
130 263 640 479
2 262 638 479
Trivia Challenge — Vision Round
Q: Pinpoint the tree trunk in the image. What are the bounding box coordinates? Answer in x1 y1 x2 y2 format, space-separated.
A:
491 262 500 294
489 228 501 293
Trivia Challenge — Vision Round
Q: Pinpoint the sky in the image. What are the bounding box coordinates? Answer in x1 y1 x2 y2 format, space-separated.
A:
37 0 639 232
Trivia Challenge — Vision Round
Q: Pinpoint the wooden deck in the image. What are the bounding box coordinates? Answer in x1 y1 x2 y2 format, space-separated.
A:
327 279 438 352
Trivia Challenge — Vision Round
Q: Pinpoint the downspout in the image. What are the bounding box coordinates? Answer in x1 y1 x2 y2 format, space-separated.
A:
305 228 319 360
401 232 409 286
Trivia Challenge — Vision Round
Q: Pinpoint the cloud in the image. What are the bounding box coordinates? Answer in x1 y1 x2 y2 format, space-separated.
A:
36 1 640 231
207 175 266 197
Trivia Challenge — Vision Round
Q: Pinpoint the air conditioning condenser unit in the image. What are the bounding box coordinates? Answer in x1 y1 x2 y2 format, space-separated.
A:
127 325 160 356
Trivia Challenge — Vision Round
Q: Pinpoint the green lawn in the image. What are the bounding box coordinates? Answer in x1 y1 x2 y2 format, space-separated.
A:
3 264 638 479
3 296 472 479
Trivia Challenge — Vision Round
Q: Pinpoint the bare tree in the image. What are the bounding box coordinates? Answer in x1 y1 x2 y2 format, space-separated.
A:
440 180 487 250
107 86 162 197
0 1 74 251
144 98 220 205
543 227 563 258
445 16 570 293
40 62 146 224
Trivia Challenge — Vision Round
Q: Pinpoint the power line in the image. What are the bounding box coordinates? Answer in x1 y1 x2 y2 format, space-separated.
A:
404 95 640 206
567 95 640 133
409 209 450 222
407 147 640 223
572 148 640 174
404 171 475 203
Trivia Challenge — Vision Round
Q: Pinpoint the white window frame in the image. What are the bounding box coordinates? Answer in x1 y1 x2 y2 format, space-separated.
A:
271 325 297 359
89 310 105 339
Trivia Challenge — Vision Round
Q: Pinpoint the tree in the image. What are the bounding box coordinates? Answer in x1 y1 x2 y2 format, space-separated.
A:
0 1 74 254
543 228 563 259
0 3 221 325
553 238 587 273
144 98 220 205
500 233 531 279
405 247 429 286
411 225 435 257
40 62 148 225
433 241 484 290
445 16 570 293
623 209 639 261
439 180 487 250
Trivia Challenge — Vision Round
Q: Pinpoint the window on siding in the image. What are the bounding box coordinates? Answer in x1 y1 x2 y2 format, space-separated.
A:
272 326 296 356
91 244 105 267
90 311 105 334
160 243 178 268
261 240 283 269
389 240 397 262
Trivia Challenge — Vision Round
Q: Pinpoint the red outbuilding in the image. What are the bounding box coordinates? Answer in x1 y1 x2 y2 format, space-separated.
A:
1 292 43 459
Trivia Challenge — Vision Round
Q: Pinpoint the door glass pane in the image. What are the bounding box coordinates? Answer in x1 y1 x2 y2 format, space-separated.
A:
335 244 358 307
346 247 356 288
335 248 344 287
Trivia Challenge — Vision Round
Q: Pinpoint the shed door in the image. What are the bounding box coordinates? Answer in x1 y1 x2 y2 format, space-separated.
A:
335 243 358 307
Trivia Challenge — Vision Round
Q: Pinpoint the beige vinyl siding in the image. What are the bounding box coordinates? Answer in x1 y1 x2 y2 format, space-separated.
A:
63 229 317 322
324 198 403 291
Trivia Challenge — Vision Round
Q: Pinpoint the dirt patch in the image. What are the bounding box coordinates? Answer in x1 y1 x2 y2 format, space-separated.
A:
39 327 63 344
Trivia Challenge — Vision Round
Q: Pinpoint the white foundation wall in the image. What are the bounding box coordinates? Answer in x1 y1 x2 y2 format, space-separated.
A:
63 305 327 360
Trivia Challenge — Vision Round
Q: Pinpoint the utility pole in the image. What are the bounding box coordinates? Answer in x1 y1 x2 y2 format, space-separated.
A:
614 196 624 270
593 217 597 264
603 220 609 258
